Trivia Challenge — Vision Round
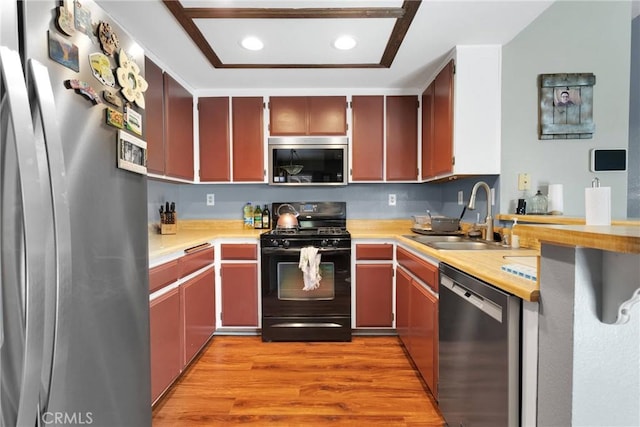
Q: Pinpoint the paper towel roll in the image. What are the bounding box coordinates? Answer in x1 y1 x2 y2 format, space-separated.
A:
585 186 611 225
547 184 564 215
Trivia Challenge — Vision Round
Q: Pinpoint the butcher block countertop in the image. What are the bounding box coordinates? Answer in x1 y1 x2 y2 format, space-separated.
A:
148 218 639 303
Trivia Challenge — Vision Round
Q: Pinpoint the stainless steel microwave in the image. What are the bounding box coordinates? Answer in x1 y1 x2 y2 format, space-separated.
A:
268 137 348 186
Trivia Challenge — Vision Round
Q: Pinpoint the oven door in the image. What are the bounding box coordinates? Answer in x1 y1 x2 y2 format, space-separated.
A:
261 245 351 341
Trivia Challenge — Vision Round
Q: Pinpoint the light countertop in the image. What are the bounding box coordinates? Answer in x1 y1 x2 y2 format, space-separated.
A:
148 218 639 303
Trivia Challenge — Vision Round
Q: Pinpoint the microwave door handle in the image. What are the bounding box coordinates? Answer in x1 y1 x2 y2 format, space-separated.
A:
0 46 47 426
27 57 72 412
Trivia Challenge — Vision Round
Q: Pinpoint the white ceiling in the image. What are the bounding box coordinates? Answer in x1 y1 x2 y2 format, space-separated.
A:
96 0 558 93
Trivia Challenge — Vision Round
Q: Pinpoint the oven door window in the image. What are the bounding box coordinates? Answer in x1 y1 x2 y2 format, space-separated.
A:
277 262 335 300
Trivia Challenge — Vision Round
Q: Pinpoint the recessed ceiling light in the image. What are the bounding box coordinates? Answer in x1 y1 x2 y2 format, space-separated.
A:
241 36 264 51
333 35 356 50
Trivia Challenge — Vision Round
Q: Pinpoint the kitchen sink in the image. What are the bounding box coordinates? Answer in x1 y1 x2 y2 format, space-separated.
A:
403 234 510 250
403 234 465 244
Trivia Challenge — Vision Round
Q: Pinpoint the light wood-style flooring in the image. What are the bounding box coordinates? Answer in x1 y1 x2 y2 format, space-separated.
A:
152 336 444 426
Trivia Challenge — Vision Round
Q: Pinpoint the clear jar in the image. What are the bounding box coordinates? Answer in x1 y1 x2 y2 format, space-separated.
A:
529 190 548 214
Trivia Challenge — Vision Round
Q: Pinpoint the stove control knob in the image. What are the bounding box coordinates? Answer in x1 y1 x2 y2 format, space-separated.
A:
282 240 290 249
332 239 341 247
320 239 329 247
269 239 279 247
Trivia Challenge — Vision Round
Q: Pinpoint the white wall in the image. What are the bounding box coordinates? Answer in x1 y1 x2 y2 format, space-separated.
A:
500 1 632 218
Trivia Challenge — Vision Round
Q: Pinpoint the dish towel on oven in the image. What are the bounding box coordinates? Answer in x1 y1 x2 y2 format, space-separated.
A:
299 246 322 291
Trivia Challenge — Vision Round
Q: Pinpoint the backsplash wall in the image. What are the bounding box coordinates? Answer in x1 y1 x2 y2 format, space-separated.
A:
147 175 499 225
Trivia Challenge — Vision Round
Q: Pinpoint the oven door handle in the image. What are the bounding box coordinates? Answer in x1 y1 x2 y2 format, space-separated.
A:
261 247 351 255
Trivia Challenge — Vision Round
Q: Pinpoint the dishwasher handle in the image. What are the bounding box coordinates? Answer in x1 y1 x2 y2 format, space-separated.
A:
441 275 503 322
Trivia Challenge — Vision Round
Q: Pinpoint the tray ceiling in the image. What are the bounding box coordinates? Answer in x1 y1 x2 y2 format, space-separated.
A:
97 0 557 91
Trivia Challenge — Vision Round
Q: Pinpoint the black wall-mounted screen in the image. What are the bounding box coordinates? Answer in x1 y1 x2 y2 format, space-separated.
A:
590 149 627 172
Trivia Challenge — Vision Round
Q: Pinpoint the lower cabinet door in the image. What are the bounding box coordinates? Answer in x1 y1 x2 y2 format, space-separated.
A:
355 264 394 327
396 267 412 348
220 263 258 326
182 268 215 363
149 288 182 403
410 281 438 397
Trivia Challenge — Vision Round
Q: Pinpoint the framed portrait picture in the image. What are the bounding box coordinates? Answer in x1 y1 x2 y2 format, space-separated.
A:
117 130 147 175
538 73 596 140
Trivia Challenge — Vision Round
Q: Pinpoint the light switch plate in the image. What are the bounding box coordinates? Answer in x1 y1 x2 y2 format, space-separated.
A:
458 191 464 205
518 173 531 191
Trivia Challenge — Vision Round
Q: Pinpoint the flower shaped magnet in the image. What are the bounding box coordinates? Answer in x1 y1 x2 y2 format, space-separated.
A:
115 49 148 109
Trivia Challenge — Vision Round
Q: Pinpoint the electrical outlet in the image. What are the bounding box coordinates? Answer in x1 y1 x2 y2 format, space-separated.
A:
388 194 396 206
206 194 215 206
458 190 464 205
518 173 531 191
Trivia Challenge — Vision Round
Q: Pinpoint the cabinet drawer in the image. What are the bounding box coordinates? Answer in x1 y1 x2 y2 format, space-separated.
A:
397 247 438 292
149 260 179 294
221 244 257 260
356 244 393 260
179 246 214 277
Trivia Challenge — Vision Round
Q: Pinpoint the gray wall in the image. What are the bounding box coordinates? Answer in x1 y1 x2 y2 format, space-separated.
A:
500 1 632 218
629 14 640 217
147 175 498 224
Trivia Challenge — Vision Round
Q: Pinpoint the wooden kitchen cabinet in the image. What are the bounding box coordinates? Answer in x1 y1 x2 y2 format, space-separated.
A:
269 96 347 136
396 267 411 346
355 264 394 327
232 97 264 182
219 243 259 327
355 243 394 328
422 46 501 181
149 245 215 404
396 246 439 397
422 67 455 180
351 96 384 181
149 288 181 403
220 264 259 327
199 97 230 181
386 95 418 181
164 73 194 180
144 56 165 175
181 268 215 364
410 279 438 397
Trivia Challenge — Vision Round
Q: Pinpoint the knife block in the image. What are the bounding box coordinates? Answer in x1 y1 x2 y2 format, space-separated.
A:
160 213 177 235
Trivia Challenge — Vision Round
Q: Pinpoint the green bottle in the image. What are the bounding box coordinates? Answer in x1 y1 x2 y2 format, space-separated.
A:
253 204 262 229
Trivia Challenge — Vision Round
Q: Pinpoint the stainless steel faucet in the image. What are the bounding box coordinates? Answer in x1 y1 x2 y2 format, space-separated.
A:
468 181 494 241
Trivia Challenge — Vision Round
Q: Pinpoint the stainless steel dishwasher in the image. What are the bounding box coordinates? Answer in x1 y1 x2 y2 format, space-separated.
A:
438 263 521 427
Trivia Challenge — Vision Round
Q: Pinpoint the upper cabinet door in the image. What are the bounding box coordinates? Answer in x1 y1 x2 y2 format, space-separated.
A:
269 96 347 136
432 60 454 177
163 73 194 180
351 95 384 181
232 97 265 182
269 97 307 135
199 97 230 182
145 57 165 175
421 83 435 180
307 96 347 135
386 95 418 181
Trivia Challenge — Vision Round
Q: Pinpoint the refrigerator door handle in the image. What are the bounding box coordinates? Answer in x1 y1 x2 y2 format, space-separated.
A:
0 46 47 426
27 58 72 414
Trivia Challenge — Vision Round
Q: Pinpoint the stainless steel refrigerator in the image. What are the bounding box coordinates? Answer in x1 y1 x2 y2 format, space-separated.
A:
1 0 151 425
